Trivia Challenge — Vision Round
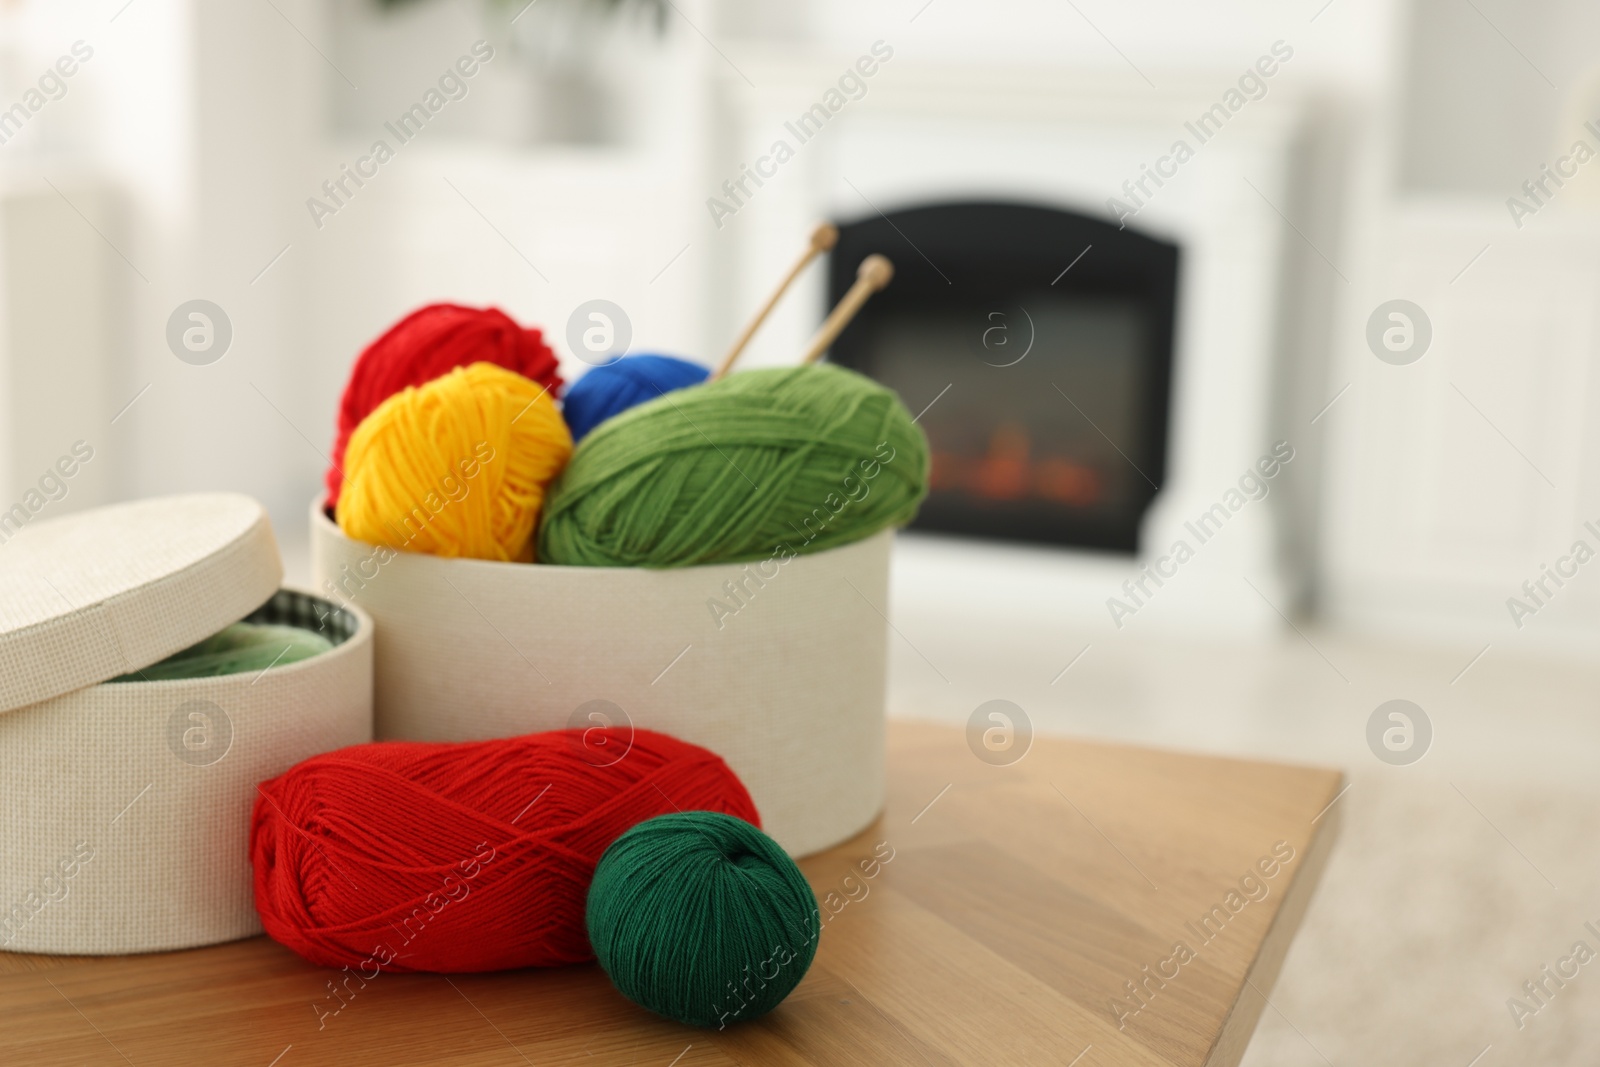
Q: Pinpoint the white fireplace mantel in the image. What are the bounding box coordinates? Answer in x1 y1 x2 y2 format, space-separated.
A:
709 55 1315 636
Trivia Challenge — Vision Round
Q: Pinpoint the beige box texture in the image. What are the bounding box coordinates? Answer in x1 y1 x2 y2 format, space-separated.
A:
310 503 891 858
0 496 374 955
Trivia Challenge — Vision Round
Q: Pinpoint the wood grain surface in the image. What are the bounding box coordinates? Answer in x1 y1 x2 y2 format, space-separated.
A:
0 721 1342 1066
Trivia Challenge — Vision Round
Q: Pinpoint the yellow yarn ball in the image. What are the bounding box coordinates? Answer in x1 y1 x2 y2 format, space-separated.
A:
338 362 572 562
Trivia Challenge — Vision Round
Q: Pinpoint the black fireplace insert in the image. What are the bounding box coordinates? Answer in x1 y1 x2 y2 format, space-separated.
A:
827 201 1179 554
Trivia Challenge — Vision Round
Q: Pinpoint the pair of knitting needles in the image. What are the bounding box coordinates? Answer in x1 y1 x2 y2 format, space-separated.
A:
712 223 895 380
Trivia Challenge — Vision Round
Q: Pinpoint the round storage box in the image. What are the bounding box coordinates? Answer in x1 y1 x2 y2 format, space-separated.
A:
309 501 890 858
0 494 373 955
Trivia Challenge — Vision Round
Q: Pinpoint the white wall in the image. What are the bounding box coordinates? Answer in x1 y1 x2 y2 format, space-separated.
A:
0 0 322 549
1315 0 1600 644
0 178 118 517
713 0 1400 89
1400 0 1600 195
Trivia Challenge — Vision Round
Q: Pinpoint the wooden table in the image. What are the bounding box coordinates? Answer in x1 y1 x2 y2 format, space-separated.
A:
0 722 1342 1066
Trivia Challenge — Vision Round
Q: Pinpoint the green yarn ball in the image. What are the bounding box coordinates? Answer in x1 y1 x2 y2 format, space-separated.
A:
111 622 332 682
587 812 821 1029
539 364 929 567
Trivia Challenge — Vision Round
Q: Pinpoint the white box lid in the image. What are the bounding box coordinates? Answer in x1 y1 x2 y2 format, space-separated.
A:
0 493 283 714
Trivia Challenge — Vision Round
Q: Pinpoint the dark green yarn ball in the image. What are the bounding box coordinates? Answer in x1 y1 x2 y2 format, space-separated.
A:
539 364 930 567
587 812 820 1029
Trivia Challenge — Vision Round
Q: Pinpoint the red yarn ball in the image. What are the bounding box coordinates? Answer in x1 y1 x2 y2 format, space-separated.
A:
250 727 759 973
325 303 563 509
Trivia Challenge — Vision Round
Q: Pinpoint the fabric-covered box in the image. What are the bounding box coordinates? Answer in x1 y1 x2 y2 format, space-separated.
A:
310 502 890 858
0 494 372 955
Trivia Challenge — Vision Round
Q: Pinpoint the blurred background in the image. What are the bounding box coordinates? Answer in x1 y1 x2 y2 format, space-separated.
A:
3 0 1600 1062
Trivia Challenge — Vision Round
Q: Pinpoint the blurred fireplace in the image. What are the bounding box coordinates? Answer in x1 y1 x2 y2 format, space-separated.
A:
828 201 1179 554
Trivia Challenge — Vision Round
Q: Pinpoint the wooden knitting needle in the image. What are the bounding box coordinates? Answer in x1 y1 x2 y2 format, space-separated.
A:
712 221 839 380
800 254 894 365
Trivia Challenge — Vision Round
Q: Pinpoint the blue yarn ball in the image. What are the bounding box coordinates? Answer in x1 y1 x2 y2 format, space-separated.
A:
562 354 710 442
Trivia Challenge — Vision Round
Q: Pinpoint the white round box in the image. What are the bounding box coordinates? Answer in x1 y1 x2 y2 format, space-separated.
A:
309 502 890 858
0 495 373 955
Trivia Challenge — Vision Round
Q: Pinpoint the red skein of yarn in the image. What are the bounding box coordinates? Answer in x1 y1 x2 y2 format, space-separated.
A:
325 303 564 509
250 727 759 973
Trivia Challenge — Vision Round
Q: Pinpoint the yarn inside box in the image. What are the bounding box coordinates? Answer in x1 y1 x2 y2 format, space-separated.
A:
313 274 923 859
110 590 355 682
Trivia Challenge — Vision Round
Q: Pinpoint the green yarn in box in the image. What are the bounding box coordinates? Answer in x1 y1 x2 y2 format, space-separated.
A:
538 364 929 567
112 622 332 682
587 811 820 1029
